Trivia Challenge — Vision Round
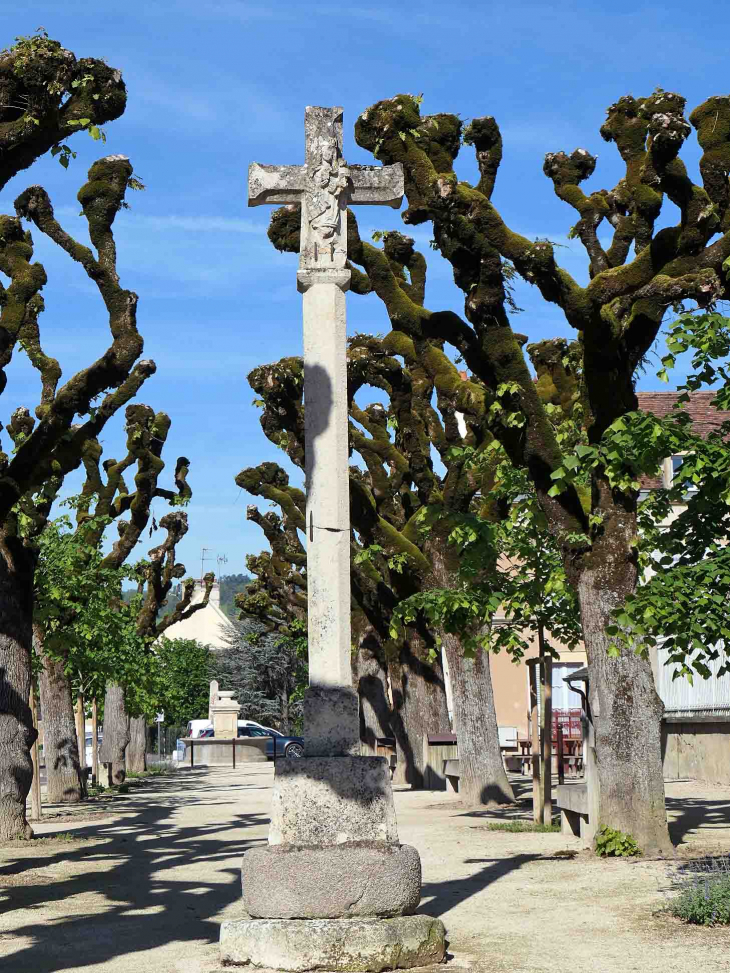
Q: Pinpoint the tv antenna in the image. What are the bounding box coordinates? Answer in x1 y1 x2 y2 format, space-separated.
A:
200 547 214 580
217 554 228 575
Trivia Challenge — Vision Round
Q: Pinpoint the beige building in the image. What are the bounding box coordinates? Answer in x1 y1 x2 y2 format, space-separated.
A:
162 580 234 650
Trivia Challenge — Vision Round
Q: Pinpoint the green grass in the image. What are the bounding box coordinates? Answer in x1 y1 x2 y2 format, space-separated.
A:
483 820 561 834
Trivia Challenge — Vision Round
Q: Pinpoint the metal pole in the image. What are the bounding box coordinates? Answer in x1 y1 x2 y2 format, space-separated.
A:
91 698 99 786
158 723 162 762
557 725 565 785
30 683 42 821
529 662 542 823
541 649 553 826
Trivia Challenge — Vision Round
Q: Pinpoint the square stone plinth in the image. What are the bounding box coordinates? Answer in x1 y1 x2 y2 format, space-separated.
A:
219 915 446 971
269 756 398 846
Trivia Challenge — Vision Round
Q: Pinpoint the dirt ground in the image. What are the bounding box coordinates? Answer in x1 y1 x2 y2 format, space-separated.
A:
1 767 729 973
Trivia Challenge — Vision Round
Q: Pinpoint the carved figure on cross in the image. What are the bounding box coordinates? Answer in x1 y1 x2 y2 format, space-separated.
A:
248 106 403 273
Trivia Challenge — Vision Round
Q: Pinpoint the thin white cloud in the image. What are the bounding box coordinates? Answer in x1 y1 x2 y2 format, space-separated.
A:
55 205 263 234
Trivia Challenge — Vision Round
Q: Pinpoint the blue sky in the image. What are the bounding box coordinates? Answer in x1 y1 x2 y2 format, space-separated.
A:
0 1 727 576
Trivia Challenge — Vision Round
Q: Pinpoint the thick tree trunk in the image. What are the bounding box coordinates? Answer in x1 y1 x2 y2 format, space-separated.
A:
352 626 392 754
390 628 450 788
428 532 516 806
575 492 672 856
99 682 130 785
38 650 85 803
0 534 37 841
442 633 515 806
126 717 147 774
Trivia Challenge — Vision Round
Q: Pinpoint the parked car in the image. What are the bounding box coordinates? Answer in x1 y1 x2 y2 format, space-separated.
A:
186 718 265 738
237 725 304 758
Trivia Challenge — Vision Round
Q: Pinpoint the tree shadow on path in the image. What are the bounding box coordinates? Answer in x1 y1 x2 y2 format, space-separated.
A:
420 854 541 917
666 794 730 845
1 770 268 973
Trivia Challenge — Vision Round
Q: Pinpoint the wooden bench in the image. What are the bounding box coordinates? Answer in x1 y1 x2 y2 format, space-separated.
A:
556 782 591 839
443 759 460 793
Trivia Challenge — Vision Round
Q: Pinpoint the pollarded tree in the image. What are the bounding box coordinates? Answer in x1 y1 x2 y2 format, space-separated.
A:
240 315 515 803
0 159 155 837
35 407 209 797
340 89 730 853
0 29 126 190
0 31 178 838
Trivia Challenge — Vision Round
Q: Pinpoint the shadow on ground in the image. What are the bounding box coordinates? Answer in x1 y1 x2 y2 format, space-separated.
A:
666 794 730 844
1 770 267 973
421 853 541 916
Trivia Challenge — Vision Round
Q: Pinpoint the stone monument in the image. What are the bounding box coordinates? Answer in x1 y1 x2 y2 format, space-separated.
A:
211 690 241 740
219 107 446 970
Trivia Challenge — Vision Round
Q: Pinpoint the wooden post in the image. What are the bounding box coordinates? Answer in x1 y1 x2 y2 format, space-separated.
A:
541 651 553 826
528 661 542 823
557 725 565 785
30 682 42 821
91 698 99 786
76 692 87 772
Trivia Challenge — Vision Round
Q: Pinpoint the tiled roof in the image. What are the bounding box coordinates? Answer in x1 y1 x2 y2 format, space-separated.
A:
636 391 730 437
636 391 730 490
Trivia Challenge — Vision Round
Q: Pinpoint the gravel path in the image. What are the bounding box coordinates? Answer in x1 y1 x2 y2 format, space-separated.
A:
2 767 729 973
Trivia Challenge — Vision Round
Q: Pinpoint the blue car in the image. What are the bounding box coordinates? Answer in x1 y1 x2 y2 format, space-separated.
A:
237 725 304 758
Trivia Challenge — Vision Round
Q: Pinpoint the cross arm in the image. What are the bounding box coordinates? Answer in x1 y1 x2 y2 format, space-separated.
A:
349 163 404 207
249 162 307 206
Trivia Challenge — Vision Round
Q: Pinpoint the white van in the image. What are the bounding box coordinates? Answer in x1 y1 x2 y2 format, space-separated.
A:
186 720 213 739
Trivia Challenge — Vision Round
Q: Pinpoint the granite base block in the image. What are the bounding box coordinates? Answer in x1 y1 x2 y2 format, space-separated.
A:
219 915 446 971
242 842 421 919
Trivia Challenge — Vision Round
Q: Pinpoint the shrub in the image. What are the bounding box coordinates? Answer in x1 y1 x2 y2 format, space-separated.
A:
595 826 641 857
666 857 730 926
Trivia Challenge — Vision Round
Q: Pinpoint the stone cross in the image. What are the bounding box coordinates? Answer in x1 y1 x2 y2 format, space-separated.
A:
249 107 403 751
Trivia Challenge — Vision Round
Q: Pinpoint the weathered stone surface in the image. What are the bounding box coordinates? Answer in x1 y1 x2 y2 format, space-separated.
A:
269 756 398 846
242 842 421 919
304 685 359 757
219 915 446 971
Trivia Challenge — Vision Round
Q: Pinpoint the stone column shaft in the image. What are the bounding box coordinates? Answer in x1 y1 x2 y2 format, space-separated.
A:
299 269 352 691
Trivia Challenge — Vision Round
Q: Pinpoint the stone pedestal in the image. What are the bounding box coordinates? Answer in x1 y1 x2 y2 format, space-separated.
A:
219 756 446 969
211 690 240 739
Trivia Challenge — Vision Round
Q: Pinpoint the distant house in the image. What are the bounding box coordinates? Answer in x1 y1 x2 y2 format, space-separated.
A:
161 580 234 651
